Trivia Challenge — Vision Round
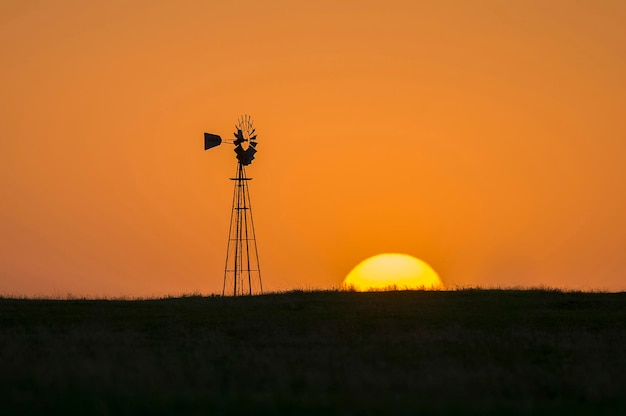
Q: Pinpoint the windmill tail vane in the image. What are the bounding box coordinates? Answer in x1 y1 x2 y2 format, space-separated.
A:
203 114 262 296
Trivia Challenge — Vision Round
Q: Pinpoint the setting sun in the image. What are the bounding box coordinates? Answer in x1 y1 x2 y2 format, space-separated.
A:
343 254 443 291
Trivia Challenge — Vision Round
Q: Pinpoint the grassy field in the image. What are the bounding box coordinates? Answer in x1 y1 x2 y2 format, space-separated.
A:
1 289 625 415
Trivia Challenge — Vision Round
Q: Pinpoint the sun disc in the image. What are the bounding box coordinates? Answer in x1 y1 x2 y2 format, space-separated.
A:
343 253 443 291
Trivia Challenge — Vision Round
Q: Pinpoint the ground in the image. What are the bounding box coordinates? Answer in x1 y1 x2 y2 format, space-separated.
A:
1 289 625 415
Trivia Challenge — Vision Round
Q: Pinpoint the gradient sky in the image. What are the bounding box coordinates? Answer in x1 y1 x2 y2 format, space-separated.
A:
2 0 625 296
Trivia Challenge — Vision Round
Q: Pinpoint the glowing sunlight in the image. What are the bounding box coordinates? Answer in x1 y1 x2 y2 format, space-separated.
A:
343 253 443 291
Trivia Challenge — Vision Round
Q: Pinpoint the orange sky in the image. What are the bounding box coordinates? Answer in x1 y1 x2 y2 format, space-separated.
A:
1 0 625 296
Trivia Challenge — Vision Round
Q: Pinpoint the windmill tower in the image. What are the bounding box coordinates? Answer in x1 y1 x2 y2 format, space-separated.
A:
204 115 262 296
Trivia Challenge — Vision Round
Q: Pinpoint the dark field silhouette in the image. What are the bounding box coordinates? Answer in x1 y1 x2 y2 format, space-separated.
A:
1 290 625 414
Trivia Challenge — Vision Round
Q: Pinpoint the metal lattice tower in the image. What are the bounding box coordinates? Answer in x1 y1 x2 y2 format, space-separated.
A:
204 114 262 296
223 162 262 295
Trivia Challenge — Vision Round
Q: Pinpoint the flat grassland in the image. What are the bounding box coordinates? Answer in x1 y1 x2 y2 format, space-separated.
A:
1 290 625 415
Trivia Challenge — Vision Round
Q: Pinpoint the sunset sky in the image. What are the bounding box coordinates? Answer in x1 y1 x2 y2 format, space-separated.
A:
2 0 625 296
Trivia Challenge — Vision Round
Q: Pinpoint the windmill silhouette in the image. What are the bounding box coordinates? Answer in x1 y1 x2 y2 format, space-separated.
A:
204 115 262 296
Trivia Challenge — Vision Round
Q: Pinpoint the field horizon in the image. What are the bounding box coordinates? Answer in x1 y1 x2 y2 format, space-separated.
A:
1 289 624 414
2 285 622 301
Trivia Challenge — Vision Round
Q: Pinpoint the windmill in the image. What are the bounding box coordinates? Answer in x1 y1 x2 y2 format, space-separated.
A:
204 115 262 296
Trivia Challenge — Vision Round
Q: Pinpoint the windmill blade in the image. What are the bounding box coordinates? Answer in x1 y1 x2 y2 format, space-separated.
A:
234 145 257 165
